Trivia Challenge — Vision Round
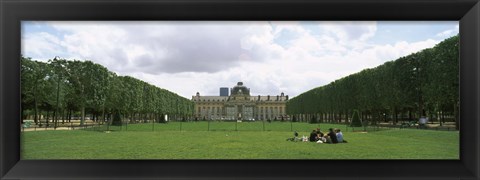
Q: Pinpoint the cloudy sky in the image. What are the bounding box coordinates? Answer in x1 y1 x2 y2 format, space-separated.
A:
21 21 458 99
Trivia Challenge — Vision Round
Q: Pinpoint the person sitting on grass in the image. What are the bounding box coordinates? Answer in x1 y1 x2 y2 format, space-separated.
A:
309 129 318 142
325 135 332 143
327 128 338 144
316 128 324 139
335 128 347 143
293 131 301 142
313 128 326 143
316 133 327 143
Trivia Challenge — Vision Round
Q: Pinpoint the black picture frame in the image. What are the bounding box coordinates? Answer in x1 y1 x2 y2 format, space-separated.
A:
1 0 479 179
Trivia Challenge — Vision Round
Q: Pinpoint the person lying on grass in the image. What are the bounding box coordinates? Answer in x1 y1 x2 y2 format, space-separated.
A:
286 131 301 142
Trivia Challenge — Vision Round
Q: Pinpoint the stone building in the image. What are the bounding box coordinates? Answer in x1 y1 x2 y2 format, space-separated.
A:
192 82 289 121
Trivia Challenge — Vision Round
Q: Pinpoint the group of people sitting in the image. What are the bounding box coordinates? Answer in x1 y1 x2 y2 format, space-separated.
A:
288 128 347 144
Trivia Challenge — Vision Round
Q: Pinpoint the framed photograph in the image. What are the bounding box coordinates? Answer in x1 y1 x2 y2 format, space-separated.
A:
1 0 479 179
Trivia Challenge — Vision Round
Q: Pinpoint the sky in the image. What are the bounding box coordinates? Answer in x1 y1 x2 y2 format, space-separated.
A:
21 21 459 99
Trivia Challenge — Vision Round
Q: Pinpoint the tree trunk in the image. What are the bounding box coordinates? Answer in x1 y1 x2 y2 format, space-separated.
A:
438 110 443 126
329 112 333 123
408 110 412 121
80 106 85 126
130 112 134 124
68 109 72 123
53 109 58 129
393 109 397 125
54 78 61 129
39 110 43 125
33 83 39 124
320 112 323 123
441 111 445 124
34 99 38 124
62 109 66 124
345 110 349 124
46 110 50 126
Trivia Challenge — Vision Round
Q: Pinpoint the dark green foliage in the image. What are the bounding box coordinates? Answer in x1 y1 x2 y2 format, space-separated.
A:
350 110 362 127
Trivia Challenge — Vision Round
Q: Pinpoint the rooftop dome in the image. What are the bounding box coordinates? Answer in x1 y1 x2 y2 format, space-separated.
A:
231 82 250 96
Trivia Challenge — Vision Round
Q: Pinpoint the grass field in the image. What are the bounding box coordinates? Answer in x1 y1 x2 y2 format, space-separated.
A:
21 122 459 159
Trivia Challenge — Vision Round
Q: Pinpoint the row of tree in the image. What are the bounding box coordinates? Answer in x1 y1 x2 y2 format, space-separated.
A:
21 57 194 127
286 35 459 129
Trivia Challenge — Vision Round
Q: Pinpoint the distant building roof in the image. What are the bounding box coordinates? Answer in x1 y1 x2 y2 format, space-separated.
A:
193 96 228 102
192 95 287 101
192 82 288 102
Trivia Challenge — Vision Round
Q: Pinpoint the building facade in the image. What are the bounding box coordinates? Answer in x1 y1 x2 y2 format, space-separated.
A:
192 82 289 121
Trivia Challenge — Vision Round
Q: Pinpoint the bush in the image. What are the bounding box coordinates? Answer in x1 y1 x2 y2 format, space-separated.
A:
111 111 122 126
158 115 167 123
309 115 317 124
350 110 362 127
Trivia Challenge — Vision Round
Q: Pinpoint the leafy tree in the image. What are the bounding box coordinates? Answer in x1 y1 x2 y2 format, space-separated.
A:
286 35 459 129
21 57 194 127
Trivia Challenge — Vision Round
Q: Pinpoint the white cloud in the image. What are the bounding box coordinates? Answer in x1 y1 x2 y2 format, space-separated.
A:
22 32 64 59
436 24 459 37
320 21 377 43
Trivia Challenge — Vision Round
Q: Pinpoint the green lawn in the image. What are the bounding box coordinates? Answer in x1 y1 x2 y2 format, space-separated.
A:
91 121 350 132
21 122 459 159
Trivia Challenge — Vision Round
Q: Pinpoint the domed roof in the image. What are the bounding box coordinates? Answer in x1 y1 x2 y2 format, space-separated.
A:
231 82 250 96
